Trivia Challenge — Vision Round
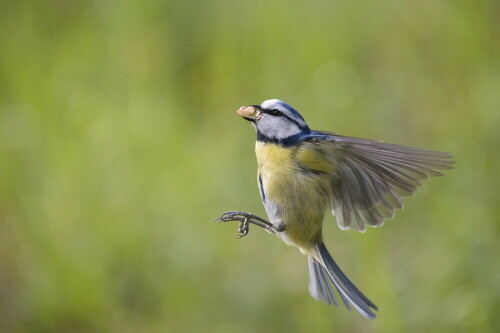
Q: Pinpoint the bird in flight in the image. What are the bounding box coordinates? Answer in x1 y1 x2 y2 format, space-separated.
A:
216 99 453 319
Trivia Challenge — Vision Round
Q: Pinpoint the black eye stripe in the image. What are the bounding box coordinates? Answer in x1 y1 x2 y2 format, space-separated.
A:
262 109 282 116
260 108 307 129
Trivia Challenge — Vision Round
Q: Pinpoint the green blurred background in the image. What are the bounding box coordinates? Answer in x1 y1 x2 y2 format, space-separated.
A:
0 0 499 332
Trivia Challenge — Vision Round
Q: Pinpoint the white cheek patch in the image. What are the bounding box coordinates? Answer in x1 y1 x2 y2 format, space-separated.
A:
257 116 302 141
274 119 300 139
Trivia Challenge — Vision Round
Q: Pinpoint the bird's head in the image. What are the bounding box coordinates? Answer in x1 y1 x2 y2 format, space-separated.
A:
237 99 310 143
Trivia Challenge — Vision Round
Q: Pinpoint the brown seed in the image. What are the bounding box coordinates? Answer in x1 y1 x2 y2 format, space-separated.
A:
236 106 255 117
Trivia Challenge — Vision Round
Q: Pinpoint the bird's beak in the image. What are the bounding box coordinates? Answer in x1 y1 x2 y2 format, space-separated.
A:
237 105 261 122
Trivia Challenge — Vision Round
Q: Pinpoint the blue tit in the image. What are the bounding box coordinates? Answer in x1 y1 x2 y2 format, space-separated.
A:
216 99 453 319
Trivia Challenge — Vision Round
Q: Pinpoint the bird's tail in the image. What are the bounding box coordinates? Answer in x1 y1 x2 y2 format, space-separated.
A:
308 241 378 319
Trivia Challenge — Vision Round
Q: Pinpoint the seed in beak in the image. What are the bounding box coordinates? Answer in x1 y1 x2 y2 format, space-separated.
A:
236 106 260 120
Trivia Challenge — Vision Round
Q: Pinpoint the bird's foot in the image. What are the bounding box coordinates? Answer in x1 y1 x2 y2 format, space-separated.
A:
215 210 284 239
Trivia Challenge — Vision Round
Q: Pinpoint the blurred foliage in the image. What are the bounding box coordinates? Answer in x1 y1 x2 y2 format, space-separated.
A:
0 0 499 332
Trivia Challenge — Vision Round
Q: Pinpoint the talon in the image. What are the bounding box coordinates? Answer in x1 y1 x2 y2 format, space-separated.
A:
236 228 248 239
216 211 245 223
214 211 273 237
236 218 249 239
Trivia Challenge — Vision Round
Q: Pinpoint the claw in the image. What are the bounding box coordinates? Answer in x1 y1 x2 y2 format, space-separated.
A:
236 218 249 239
214 211 274 238
215 211 243 223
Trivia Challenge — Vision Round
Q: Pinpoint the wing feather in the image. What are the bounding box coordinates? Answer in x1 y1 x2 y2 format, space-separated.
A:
302 132 454 232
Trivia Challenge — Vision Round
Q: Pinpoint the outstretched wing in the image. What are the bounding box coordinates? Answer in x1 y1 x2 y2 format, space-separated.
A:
301 131 454 232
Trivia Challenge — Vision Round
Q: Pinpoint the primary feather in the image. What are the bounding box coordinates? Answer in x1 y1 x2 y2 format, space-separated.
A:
299 132 454 232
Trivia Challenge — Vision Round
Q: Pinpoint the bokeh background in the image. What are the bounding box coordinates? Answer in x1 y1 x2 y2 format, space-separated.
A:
1 0 499 332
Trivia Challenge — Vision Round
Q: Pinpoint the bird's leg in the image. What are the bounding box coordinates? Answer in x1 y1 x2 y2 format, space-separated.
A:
271 220 286 232
215 210 285 238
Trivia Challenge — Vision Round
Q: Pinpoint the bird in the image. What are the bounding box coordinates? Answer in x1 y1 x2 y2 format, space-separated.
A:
215 99 453 319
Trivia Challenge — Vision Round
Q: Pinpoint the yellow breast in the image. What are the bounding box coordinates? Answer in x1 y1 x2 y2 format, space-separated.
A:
255 142 295 177
255 142 296 210
255 141 330 251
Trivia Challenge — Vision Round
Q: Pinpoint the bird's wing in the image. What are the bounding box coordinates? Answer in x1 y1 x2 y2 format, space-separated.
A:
300 131 454 232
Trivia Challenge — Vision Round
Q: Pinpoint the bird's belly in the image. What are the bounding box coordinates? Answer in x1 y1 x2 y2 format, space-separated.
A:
256 142 329 250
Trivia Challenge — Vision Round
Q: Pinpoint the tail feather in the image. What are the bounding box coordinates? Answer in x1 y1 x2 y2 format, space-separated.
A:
309 241 378 319
308 257 339 306
316 261 352 309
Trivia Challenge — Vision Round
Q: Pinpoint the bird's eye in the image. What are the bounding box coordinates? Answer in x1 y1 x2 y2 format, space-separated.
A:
271 110 282 116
